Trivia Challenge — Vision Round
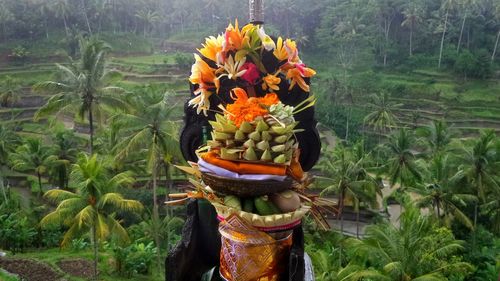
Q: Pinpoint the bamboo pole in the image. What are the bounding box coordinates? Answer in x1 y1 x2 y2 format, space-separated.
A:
249 0 264 24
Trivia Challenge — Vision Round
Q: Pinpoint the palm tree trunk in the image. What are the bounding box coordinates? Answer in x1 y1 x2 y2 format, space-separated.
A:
472 200 478 250
81 0 92 35
92 224 98 281
492 29 500 63
409 27 413 56
152 161 162 274
438 10 449 69
164 162 171 217
339 189 345 234
63 15 69 37
37 171 43 196
436 198 441 219
457 14 466 53
356 207 360 238
88 106 94 154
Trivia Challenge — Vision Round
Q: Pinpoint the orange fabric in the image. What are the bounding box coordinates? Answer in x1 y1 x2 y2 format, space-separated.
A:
201 152 287 176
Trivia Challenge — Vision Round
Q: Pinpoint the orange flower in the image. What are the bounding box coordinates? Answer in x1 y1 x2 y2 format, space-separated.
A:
225 88 279 126
262 74 281 92
222 19 249 53
286 64 316 92
189 54 216 86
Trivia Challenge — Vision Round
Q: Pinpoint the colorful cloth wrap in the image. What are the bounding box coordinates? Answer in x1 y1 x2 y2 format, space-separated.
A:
198 158 287 181
219 214 293 281
200 151 304 181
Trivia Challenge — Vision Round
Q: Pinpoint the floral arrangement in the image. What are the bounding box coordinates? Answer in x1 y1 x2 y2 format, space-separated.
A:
188 20 316 115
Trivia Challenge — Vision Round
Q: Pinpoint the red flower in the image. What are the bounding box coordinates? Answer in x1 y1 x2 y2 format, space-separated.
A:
240 62 260 85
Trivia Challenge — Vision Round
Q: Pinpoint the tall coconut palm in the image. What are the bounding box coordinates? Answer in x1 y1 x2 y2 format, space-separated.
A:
51 128 80 189
10 138 58 196
318 145 381 236
135 9 160 38
438 0 459 68
50 0 71 37
385 128 421 189
417 120 452 157
33 38 129 154
346 206 472 280
401 2 423 56
363 92 402 144
114 88 179 270
41 154 143 280
492 2 500 62
457 130 499 235
456 0 479 53
410 154 474 229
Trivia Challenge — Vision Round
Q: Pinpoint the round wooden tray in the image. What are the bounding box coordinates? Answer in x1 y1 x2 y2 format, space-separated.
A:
201 172 292 197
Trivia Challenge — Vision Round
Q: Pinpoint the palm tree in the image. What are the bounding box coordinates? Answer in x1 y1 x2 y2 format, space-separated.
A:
114 88 179 270
438 0 459 68
0 124 19 165
346 206 472 280
135 9 160 38
401 2 423 56
457 130 499 236
50 0 70 37
51 128 80 189
492 1 500 62
363 92 402 144
410 154 475 229
10 138 58 196
33 38 129 154
41 154 143 280
456 0 479 53
384 128 421 210
318 145 381 236
417 120 452 157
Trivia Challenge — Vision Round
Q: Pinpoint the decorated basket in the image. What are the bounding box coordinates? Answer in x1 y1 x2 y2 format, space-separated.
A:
201 172 292 197
211 201 310 232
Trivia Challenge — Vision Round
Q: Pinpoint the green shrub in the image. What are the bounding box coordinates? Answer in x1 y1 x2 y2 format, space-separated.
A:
113 242 157 277
0 213 36 254
173 52 193 69
70 238 90 251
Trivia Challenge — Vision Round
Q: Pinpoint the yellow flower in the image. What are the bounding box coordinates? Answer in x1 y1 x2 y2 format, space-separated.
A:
198 35 224 62
286 64 316 92
273 37 298 62
262 74 281 92
222 19 249 53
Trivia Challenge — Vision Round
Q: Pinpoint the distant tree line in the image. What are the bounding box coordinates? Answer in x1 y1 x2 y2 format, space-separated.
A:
0 0 499 69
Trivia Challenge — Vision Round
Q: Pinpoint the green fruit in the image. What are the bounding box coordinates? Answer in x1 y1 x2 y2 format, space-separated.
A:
254 196 281 215
271 144 286 153
220 148 239 160
234 130 246 141
248 131 261 141
256 140 270 151
222 122 238 133
209 120 224 132
261 149 272 161
274 135 288 143
243 139 255 148
273 154 287 164
213 132 232 141
271 126 288 135
240 122 253 133
207 140 221 148
256 120 270 132
242 199 254 213
243 146 258 161
224 195 242 210
261 131 272 141
285 149 293 160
